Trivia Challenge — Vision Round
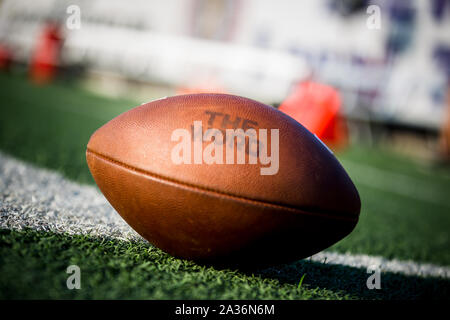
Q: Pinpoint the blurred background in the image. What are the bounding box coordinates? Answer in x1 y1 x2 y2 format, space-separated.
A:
0 0 449 300
0 0 449 161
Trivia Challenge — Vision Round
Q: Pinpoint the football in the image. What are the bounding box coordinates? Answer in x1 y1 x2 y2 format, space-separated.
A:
86 93 360 266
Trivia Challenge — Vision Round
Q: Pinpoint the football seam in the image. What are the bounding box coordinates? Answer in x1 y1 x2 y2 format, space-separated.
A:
86 148 358 222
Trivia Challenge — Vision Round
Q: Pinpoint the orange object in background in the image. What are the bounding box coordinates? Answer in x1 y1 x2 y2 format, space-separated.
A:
0 44 13 71
176 86 226 95
279 81 348 151
29 22 63 84
176 74 226 95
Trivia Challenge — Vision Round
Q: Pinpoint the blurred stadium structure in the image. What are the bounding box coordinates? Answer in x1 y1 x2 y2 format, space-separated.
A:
0 0 449 151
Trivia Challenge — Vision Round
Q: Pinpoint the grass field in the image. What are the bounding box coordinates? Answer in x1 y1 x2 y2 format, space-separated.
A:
0 72 449 299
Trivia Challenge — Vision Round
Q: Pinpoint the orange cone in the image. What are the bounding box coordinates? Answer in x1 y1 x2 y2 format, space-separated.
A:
279 81 348 151
29 22 63 84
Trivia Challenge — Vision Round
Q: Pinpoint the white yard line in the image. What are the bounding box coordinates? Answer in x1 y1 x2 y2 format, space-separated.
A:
310 252 450 278
0 151 449 278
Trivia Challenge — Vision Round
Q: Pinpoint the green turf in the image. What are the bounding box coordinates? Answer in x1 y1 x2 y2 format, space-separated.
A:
0 228 448 300
0 72 135 184
1 72 450 299
330 151 450 265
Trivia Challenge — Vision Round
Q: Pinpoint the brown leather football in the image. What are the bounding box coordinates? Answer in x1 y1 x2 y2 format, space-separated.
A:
86 93 360 266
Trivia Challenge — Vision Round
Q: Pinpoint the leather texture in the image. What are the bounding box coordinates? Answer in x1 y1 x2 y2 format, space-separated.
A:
86 93 360 265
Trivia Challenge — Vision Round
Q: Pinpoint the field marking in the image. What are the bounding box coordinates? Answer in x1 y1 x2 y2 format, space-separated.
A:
0 151 449 279
310 252 450 279
341 160 450 208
